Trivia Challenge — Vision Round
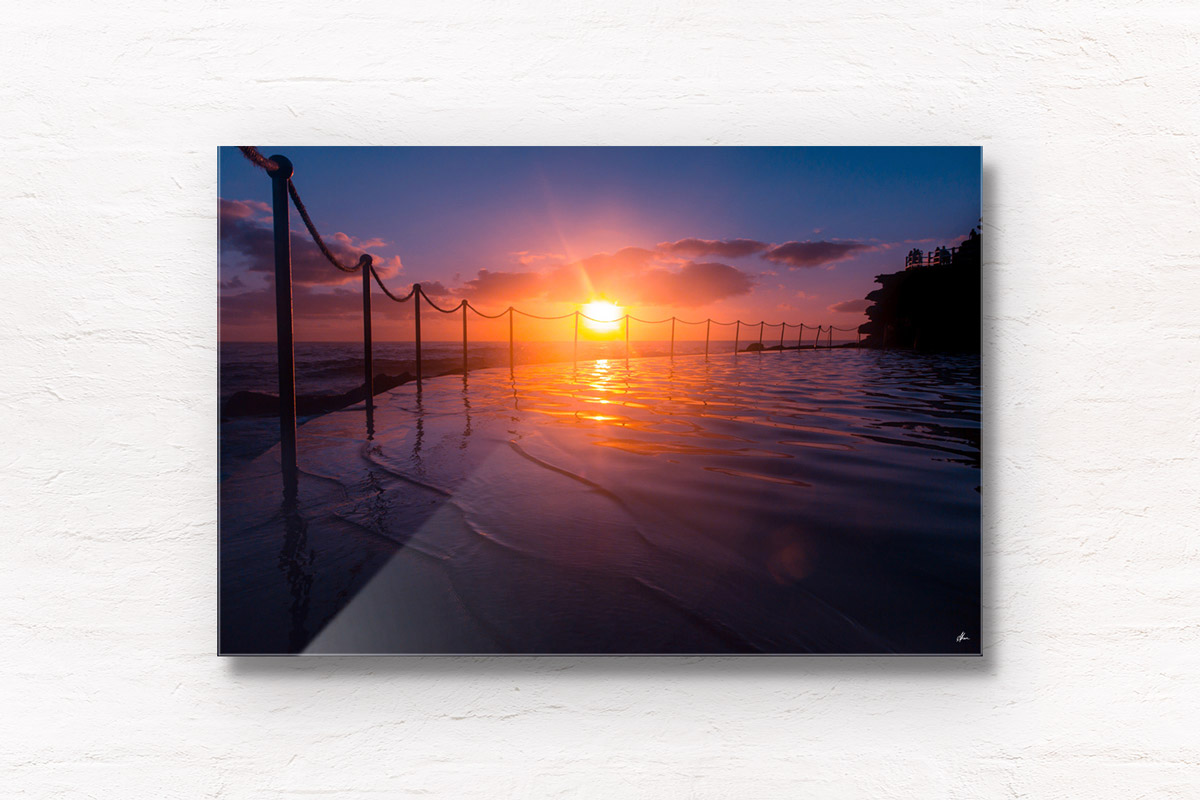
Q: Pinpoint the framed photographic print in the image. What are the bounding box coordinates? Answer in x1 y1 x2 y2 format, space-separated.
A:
219 146 981 655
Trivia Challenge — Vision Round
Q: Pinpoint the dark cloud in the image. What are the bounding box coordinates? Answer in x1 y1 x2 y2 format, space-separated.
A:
416 280 451 298
658 238 769 259
219 197 400 288
456 269 546 304
763 240 872 269
829 298 870 313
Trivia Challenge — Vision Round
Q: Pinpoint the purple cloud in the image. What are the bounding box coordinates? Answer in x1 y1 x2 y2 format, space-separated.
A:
829 298 870 313
658 238 770 259
450 247 755 309
763 240 873 269
456 269 546 304
220 197 400 288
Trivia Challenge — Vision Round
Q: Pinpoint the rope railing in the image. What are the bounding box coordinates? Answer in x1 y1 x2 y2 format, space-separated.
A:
239 147 370 275
369 285 857 385
369 263 416 302
421 295 466 314
237 147 866 494
513 308 576 321
465 303 510 320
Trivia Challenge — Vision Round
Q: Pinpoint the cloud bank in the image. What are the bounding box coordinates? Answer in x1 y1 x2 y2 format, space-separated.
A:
657 238 769 259
763 240 873 269
829 298 870 313
454 246 755 308
219 198 401 289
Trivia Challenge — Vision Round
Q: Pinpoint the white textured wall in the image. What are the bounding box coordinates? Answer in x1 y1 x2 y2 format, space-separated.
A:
3 2 1198 797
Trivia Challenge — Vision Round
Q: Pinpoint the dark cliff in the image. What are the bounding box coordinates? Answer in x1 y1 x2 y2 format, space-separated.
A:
859 228 981 352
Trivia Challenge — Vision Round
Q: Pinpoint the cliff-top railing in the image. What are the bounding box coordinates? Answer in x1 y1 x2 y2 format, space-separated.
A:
236 147 861 494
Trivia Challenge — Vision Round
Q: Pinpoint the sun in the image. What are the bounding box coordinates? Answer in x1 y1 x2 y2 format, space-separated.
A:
581 300 624 335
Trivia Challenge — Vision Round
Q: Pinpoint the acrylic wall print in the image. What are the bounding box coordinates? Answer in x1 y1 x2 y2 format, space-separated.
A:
219 146 982 655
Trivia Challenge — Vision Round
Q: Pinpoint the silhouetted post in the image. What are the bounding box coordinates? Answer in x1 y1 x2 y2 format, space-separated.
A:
758 321 764 346
624 315 630 361
361 254 374 434
779 323 786 348
414 283 423 386
461 301 468 375
508 307 514 374
734 321 739 354
797 323 804 350
705 319 711 358
268 154 298 495
670 317 675 361
573 310 579 367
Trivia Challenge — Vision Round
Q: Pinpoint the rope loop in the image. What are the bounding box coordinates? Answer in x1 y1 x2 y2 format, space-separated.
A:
420 289 466 314
370 264 416 302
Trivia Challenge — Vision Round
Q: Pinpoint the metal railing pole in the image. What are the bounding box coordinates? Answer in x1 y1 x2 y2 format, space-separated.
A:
758 321 764 346
734 321 739 355
267 154 298 495
573 310 579 367
797 323 804 350
779 322 786 349
670 317 675 361
624 314 630 362
812 325 820 349
461 301 468 375
414 283 423 386
362 256 374 435
705 319 710 358
508 307 514 374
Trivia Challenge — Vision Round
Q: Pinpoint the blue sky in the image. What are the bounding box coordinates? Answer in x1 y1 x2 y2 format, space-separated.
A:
219 146 980 341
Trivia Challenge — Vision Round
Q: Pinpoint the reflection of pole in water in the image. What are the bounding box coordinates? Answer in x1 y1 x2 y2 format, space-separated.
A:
460 374 472 449
276 495 313 653
412 392 425 467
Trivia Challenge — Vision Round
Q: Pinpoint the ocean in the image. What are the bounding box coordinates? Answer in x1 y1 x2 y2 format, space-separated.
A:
220 339 859 478
220 347 980 654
